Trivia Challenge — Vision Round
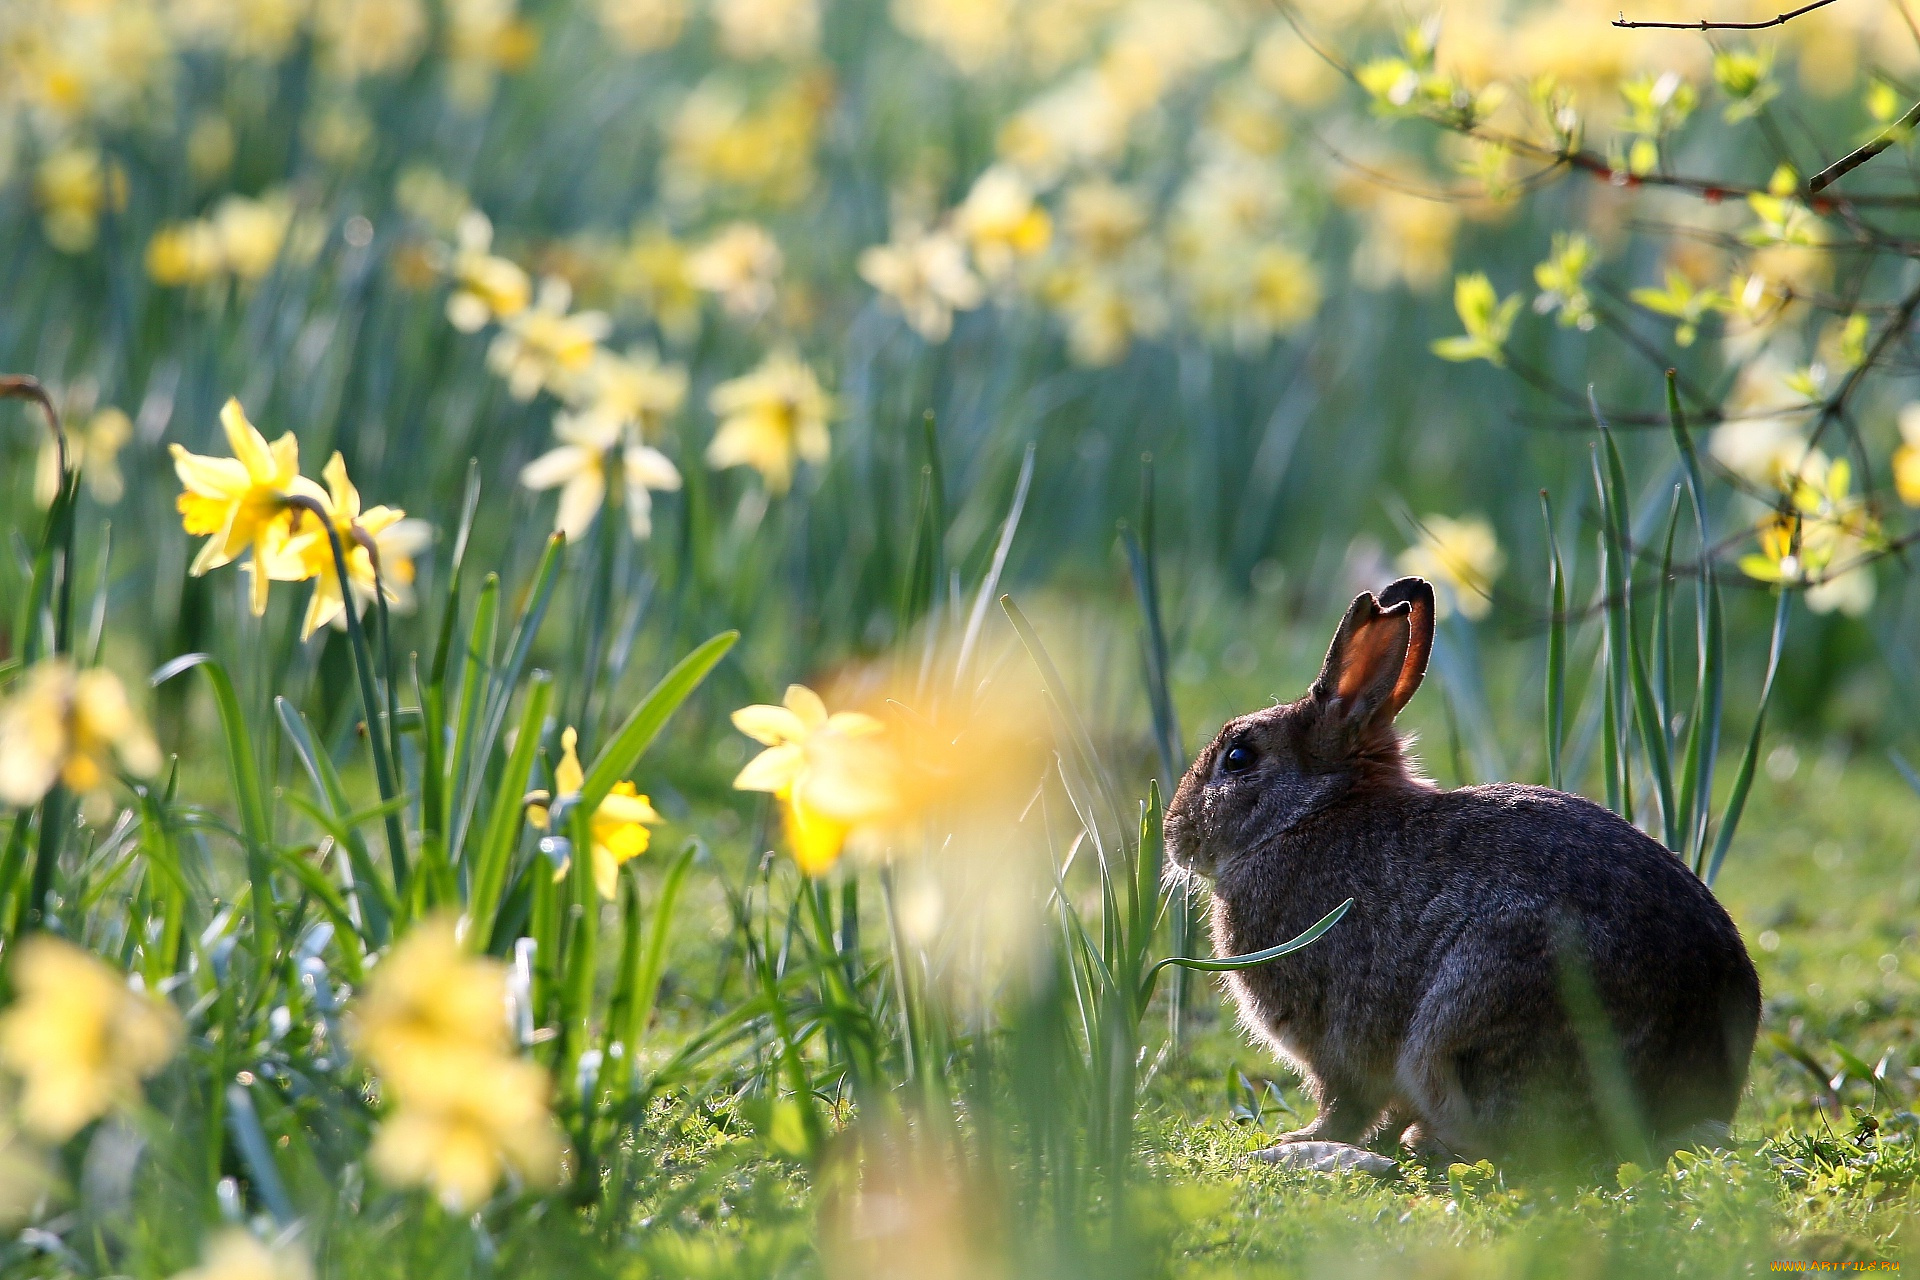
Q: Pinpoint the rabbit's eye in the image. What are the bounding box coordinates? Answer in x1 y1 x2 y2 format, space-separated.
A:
1222 742 1254 774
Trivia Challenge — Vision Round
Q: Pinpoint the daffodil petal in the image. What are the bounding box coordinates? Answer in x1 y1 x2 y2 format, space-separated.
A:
733 743 803 793
731 704 807 745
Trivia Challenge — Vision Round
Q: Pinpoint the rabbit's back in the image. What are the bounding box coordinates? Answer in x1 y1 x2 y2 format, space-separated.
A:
1214 781 1760 1156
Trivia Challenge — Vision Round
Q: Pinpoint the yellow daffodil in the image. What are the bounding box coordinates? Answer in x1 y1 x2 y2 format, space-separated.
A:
0 658 161 809
263 453 433 641
147 220 226 287
170 398 314 615
686 222 783 319
212 192 294 281
612 227 702 345
35 146 127 254
714 0 819 59
0 936 180 1140
567 347 689 443
952 166 1051 281
732 684 901 875
34 405 131 508
351 918 561 1209
706 349 832 494
1397 514 1505 620
446 211 531 332
526 728 664 898
599 0 688 53
169 1230 313 1280
519 410 682 542
486 277 611 401
858 224 984 342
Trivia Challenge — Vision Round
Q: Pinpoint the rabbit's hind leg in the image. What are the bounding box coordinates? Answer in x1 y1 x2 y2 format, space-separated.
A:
1396 954 1576 1162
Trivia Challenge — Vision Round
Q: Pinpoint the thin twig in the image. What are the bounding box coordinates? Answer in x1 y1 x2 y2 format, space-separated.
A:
1809 99 1920 191
1613 0 1841 30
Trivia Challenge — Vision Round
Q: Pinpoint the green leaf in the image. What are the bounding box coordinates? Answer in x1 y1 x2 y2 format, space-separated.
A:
579 630 738 815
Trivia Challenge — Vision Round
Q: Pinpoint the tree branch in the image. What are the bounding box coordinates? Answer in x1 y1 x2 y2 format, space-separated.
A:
1613 0 1841 30
1809 99 1920 192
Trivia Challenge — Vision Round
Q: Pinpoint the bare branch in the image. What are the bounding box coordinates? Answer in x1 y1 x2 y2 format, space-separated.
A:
1613 0 1841 30
1809 99 1920 191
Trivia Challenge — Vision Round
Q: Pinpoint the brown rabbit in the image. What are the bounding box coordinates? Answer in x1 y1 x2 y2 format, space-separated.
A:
1163 577 1760 1170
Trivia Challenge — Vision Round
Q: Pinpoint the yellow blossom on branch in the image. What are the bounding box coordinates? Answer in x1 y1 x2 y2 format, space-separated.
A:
169 398 316 615
0 937 180 1140
706 348 832 493
1431 273 1520 366
1896 404 1920 508
731 685 901 875
526 728 664 897
0 658 161 809
351 918 562 1210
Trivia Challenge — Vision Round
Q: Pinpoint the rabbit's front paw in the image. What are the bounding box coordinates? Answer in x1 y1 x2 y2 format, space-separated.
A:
1254 1141 1398 1177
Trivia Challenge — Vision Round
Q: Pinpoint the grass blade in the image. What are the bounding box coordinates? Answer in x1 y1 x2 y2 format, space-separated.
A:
1541 490 1567 791
1706 588 1790 885
579 630 738 814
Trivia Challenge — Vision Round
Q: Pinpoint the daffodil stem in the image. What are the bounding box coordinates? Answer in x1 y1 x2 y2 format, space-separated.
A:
288 498 409 900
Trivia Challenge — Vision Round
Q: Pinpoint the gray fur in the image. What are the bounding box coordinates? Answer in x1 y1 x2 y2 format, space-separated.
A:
1164 578 1761 1167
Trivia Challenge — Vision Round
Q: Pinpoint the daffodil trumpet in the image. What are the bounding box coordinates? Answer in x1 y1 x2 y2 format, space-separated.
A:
282 492 410 890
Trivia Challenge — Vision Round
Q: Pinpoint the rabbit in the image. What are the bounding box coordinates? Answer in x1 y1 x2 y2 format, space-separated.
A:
1163 576 1760 1171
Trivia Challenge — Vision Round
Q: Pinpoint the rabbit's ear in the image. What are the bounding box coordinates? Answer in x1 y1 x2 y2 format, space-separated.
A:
1377 576 1435 716
1311 591 1413 728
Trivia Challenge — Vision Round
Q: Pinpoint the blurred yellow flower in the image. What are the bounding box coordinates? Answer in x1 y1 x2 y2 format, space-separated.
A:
169 398 313 615
686 222 783 319
446 212 532 332
732 685 901 874
1042 262 1166 366
715 0 819 59
35 406 131 508
36 146 127 254
212 192 294 281
952 166 1051 282
1397 514 1504 620
520 407 682 541
663 75 825 208
146 220 225 287
0 658 161 809
315 0 428 78
445 0 538 107
599 0 687 52
526 727 665 897
351 918 561 1209
1346 182 1460 292
487 278 611 401
263 453 432 641
858 224 984 341
706 348 832 493
1896 404 1920 508
613 227 703 344
169 1229 313 1280
0 936 179 1140
892 0 1015 73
